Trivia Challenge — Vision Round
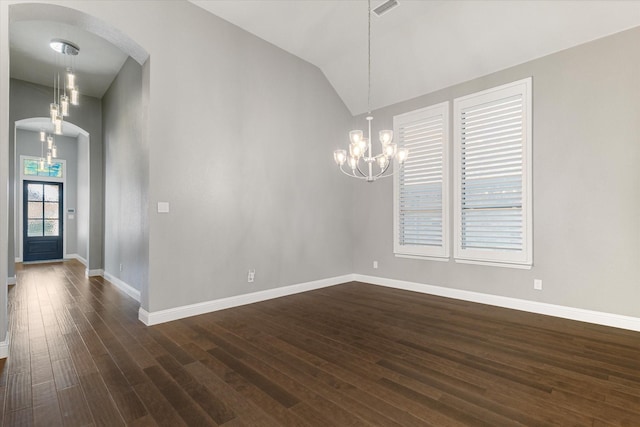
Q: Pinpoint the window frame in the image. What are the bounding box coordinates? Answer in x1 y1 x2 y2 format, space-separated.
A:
453 77 533 268
393 101 450 260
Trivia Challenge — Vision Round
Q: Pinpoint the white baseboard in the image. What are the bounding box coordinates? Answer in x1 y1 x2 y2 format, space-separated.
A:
354 274 640 332
138 274 353 326
0 339 8 359
103 271 141 302
15 257 21 263
85 268 104 277
65 254 87 267
6 276 16 286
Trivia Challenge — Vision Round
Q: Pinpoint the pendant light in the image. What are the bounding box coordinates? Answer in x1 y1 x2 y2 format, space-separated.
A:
333 0 409 182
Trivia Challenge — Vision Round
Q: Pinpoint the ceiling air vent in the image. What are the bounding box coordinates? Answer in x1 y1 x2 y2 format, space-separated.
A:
373 0 399 17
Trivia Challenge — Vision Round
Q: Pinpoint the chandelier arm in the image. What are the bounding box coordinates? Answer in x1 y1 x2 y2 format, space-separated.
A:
375 171 396 179
373 161 396 179
355 161 368 178
380 160 392 176
339 165 368 180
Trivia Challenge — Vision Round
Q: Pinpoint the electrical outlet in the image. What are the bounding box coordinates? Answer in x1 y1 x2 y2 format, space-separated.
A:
119 263 123 272
373 261 378 269
248 269 255 283
534 279 542 290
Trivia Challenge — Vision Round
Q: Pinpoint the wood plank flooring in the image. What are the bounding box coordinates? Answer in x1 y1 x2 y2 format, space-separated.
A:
1 260 639 426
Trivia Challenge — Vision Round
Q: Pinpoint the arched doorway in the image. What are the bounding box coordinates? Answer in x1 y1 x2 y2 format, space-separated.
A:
14 118 90 267
1 1 151 356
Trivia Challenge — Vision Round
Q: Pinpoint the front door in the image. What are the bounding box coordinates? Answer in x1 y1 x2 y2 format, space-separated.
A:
23 181 63 262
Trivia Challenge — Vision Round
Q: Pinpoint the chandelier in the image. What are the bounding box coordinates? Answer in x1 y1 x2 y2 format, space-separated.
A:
39 39 80 170
333 0 408 182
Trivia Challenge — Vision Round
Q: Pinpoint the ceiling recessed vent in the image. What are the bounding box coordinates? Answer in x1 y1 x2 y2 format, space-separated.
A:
373 0 399 17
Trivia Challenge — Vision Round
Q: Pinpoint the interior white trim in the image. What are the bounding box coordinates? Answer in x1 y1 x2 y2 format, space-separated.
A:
353 274 640 332
138 274 354 326
0 339 8 359
6 277 16 286
65 253 87 267
103 271 141 302
85 268 104 277
454 259 533 270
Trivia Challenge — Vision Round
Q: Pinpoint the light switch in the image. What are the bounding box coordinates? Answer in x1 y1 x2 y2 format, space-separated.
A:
157 202 170 213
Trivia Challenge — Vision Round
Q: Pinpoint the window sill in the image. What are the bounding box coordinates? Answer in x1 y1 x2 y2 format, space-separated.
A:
454 258 532 270
395 254 450 262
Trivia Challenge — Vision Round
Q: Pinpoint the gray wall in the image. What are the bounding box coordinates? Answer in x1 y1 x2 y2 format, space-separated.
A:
8 79 103 274
7 1 355 313
77 133 89 262
102 57 147 293
14 129 78 257
354 26 640 318
136 1 354 312
1 1 8 344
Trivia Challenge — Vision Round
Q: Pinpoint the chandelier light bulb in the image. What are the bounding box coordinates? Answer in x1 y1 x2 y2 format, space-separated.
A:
71 88 79 105
39 129 46 142
50 103 59 123
60 94 70 116
47 153 52 164
350 142 364 159
51 146 58 158
384 143 397 158
39 158 45 170
377 156 388 170
54 116 63 135
349 130 363 145
357 138 368 155
66 69 76 89
47 135 53 150
348 156 358 170
379 130 393 145
397 147 409 164
334 149 347 166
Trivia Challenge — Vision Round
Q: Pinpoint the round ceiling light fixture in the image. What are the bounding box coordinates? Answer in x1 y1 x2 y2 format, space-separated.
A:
49 39 80 56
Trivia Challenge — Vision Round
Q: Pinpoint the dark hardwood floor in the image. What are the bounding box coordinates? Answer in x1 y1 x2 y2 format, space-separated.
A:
1 260 639 426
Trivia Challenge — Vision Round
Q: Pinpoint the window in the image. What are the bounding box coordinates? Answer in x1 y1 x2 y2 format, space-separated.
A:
453 78 532 267
23 158 64 178
394 102 449 259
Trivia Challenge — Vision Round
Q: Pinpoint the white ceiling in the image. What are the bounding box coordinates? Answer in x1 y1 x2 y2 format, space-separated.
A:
8 1 640 117
10 20 128 99
190 0 640 115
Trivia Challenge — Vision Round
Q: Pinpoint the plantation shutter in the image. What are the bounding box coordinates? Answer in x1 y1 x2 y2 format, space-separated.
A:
393 102 449 258
454 78 532 266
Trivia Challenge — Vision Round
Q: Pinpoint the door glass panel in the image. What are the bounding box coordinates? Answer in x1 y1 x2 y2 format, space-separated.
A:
44 202 59 219
28 184 43 201
44 220 59 237
44 185 59 202
28 220 44 237
28 202 43 219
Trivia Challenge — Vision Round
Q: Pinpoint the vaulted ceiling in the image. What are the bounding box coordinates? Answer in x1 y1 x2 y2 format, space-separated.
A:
9 1 640 116
190 0 640 115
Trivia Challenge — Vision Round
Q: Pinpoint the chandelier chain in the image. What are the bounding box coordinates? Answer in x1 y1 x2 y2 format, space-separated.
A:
367 0 371 113
333 0 409 182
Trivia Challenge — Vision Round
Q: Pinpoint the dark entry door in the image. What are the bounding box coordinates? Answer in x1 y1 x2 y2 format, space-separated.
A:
23 181 63 262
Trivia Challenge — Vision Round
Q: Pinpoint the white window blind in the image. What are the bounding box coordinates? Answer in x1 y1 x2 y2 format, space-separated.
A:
394 102 449 259
453 78 532 267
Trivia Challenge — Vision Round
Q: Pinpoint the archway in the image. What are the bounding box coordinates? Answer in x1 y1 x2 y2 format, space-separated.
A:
14 118 90 270
1 1 151 356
